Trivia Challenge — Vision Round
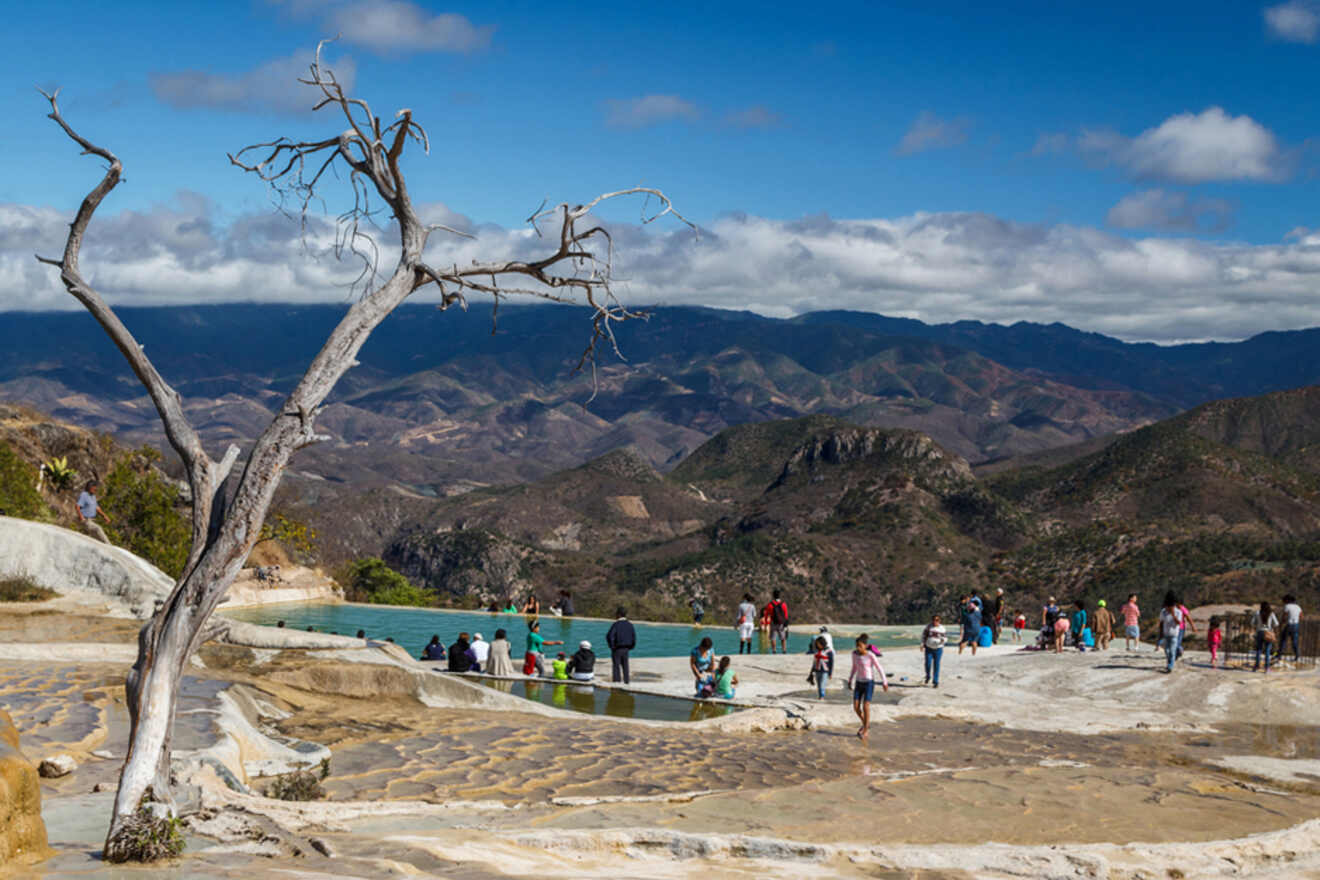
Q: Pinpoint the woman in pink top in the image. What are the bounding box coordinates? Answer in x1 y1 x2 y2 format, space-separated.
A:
1120 594 1141 651
847 634 889 740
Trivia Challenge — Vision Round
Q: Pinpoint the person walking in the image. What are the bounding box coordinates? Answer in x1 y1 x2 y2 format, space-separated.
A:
809 636 832 699
1159 594 1185 673
1282 594 1303 663
1120 594 1141 651
486 628 514 676
1253 601 1280 673
75 480 113 543
764 591 790 653
606 607 636 684
1070 600 1088 652
847 634 888 740
1093 600 1115 651
736 593 757 654
689 597 704 624
921 613 947 687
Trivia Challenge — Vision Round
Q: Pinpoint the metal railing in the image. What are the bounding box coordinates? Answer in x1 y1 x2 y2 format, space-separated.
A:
1218 612 1318 669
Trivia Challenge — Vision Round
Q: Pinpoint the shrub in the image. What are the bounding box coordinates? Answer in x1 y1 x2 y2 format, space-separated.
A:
42 455 78 491
264 758 330 801
259 513 317 561
104 803 185 863
0 440 46 520
339 557 431 606
0 574 58 602
101 449 191 579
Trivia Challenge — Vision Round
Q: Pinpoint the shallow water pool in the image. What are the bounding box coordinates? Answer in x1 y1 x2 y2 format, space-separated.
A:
475 678 738 722
223 602 921 661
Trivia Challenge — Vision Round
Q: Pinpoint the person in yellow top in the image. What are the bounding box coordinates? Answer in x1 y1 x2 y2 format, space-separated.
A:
551 652 570 680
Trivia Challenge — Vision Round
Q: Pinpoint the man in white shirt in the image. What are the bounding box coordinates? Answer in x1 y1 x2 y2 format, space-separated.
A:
469 632 490 672
1282 595 1303 663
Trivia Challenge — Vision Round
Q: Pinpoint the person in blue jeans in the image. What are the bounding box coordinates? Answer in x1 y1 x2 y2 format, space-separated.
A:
1253 601 1280 673
1282 594 1302 663
1158 594 1185 673
921 613 948 688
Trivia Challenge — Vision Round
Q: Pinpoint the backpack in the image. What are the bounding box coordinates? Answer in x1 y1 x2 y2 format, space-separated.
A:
771 600 789 626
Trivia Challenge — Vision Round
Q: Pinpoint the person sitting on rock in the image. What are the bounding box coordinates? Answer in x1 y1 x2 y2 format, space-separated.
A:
421 635 446 662
567 640 596 681
448 633 473 673
551 652 570 680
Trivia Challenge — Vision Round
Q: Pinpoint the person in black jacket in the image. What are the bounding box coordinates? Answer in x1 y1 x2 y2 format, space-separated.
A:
567 640 596 681
448 633 473 672
606 608 636 683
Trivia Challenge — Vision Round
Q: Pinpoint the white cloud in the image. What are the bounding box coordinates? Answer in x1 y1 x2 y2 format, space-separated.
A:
724 105 783 129
326 0 493 54
1106 189 1233 232
10 198 1320 343
150 49 357 114
604 95 700 129
1031 132 1071 156
895 111 971 156
1265 1 1320 42
1079 107 1286 183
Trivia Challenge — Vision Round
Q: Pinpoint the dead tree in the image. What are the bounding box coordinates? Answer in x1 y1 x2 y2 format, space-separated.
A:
36 44 689 861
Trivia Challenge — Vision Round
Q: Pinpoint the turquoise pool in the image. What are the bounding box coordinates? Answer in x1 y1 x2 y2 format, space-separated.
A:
476 678 737 721
222 603 921 661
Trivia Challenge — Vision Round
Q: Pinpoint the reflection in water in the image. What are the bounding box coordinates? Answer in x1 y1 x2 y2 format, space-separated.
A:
605 689 635 718
568 684 595 714
552 684 567 708
756 630 771 653
486 679 514 694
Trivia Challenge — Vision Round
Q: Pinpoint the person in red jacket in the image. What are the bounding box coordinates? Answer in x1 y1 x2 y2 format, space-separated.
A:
764 590 790 653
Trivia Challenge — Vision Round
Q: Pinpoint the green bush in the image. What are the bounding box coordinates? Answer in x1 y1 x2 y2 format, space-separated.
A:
339 557 431 606
259 512 317 560
0 440 47 520
264 758 330 801
101 449 191 579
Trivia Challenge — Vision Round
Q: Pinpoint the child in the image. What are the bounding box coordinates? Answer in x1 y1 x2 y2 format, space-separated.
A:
551 652 569 681
1012 613 1026 643
1120 594 1141 651
847 634 889 740
1207 616 1223 668
714 656 737 699
810 636 832 699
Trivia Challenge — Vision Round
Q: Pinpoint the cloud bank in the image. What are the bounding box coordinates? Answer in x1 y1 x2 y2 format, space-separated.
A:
6 198 1320 344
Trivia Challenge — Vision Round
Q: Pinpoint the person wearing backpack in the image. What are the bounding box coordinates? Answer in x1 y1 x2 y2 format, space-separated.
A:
764 590 790 653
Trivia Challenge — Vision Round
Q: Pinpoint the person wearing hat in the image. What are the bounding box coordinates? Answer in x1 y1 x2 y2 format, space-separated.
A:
567 640 596 681
1092 600 1115 651
469 632 490 671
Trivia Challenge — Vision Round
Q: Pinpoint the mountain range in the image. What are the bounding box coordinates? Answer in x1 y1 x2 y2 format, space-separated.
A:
6 303 1320 500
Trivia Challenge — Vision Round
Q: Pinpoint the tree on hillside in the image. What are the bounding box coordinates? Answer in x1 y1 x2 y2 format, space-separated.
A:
35 43 690 861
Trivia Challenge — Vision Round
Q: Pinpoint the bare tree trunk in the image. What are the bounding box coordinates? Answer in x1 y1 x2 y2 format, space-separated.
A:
36 45 690 862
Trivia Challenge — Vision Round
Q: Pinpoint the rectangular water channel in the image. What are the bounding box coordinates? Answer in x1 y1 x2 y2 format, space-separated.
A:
473 677 741 722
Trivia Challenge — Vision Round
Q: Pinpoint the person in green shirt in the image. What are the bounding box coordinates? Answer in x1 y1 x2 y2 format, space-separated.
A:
523 619 563 676
714 656 737 699
551 652 569 680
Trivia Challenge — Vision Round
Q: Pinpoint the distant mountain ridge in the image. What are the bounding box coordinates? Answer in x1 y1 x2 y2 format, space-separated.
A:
3 304 1320 495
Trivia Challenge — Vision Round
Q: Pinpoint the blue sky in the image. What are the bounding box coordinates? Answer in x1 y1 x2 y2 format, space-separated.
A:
2 0 1319 341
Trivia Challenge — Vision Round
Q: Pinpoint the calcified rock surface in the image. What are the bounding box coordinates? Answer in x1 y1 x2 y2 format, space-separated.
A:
0 708 49 866
2 597 1319 878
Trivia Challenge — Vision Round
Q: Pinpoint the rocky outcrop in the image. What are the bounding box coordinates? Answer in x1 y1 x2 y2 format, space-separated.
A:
0 710 49 866
772 427 974 490
0 516 174 618
384 529 531 605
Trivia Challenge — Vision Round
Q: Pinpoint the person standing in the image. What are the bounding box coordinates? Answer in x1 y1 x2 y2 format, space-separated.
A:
1253 601 1280 673
736 593 757 654
1070 600 1088 652
988 588 1004 644
958 595 981 655
1282 594 1302 663
75 480 113 543
1158 594 1185 673
921 614 948 687
606 607 636 684
765 590 790 654
486 628 514 676
689 597 704 624
847 634 888 740
1012 612 1026 643
1093 600 1115 651
523 619 562 676
1120 594 1141 651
